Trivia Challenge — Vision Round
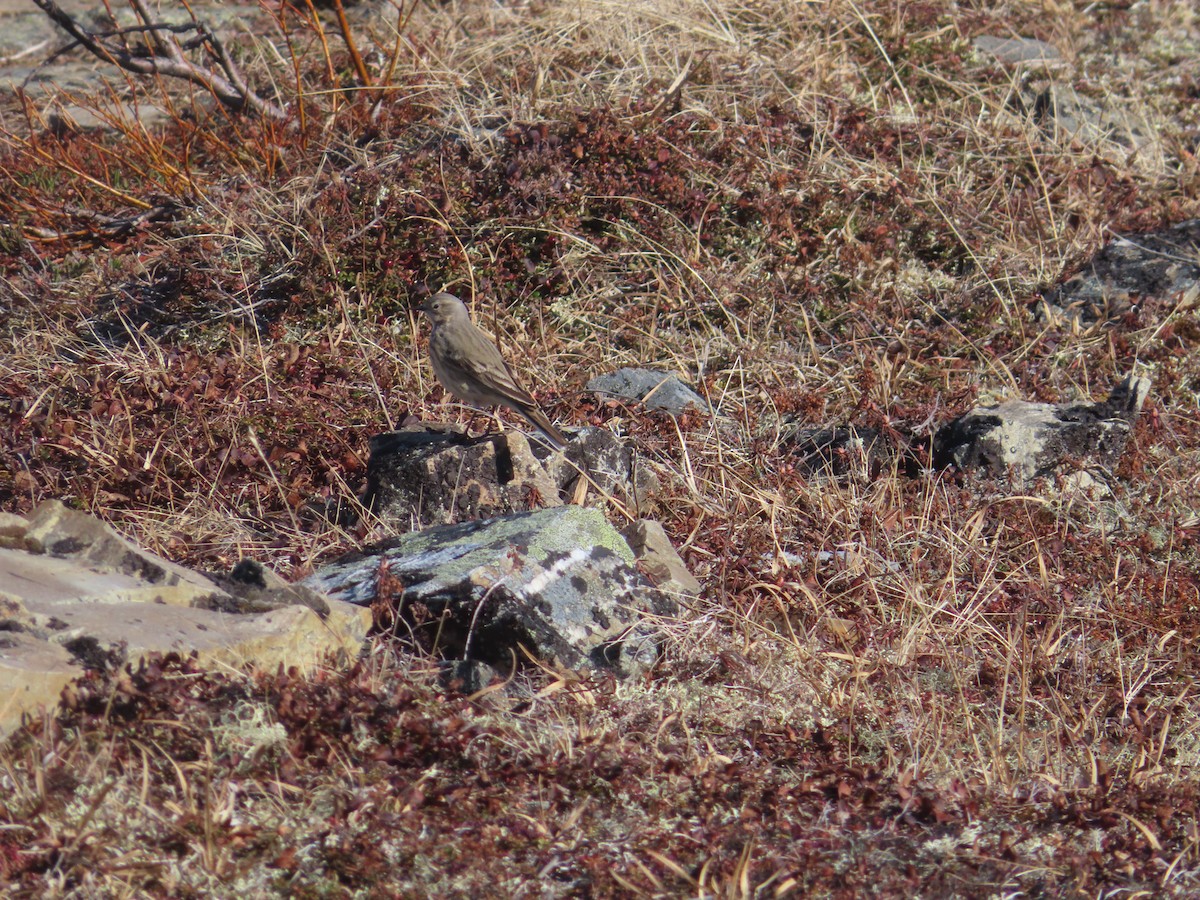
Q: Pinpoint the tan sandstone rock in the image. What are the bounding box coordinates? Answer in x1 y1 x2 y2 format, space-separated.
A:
0 501 371 738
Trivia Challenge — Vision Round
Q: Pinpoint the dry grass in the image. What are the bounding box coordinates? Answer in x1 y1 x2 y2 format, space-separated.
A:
2 0 1200 895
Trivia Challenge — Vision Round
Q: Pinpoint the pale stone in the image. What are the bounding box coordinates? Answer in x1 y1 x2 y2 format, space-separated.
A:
622 519 702 597
0 504 371 738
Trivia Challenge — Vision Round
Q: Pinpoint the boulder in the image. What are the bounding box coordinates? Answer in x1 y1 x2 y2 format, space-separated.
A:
303 505 677 680
933 375 1150 484
362 426 562 528
0 511 30 549
542 426 660 513
363 424 656 527
997 80 1162 176
21 500 228 604
0 501 370 738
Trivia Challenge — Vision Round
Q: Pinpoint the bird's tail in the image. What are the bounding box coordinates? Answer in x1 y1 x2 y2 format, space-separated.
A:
519 404 569 449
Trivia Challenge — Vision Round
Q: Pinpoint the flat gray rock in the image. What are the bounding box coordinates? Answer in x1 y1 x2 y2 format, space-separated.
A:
587 368 710 416
974 35 1062 65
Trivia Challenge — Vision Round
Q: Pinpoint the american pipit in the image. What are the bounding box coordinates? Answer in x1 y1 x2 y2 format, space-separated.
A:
420 292 569 448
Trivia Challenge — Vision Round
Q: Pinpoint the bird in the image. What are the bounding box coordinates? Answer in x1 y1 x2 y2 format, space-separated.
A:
420 292 569 448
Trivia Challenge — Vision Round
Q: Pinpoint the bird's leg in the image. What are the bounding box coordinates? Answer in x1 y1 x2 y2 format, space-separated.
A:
487 408 508 438
464 408 503 439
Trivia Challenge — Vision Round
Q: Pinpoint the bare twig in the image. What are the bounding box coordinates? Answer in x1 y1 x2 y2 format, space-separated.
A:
31 0 288 122
331 0 372 88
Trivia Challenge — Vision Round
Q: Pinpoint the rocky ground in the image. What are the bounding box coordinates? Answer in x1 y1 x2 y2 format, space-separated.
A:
2 0 1200 897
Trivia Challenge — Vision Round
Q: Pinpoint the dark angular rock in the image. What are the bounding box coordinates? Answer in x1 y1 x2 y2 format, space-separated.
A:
541 425 651 508
1039 220 1200 326
364 424 657 529
933 375 1150 483
363 425 562 528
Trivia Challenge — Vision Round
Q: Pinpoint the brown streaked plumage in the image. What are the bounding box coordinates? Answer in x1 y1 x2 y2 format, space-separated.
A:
420 292 568 448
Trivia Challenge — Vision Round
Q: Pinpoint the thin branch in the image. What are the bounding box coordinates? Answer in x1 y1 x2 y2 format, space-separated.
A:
31 0 288 122
331 0 371 88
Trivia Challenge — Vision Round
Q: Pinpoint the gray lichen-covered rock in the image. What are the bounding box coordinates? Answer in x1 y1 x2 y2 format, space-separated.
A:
303 505 677 679
543 426 627 498
1039 219 1200 326
542 426 659 512
933 375 1150 483
0 501 371 738
587 368 711 416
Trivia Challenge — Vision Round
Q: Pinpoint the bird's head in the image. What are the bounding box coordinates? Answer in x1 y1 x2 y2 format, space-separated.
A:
420 292 468 326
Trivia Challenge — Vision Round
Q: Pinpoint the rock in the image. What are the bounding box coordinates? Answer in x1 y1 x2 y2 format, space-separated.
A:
782 425 914 479
22 500 228 605
0 511 28 549
621 519 701 597
933 375 1150 484
587 368 711 416
0 502 371 738
44 97 174 133
440 658 505 695
1028 83 1154 152
363 426 564 528
364 424 660 529
1000 81 1161 173
0 625 78 745
1039 219 1200 326
541 426 659 512
974 35 1062 66
303 505 677 680
204 559 332 617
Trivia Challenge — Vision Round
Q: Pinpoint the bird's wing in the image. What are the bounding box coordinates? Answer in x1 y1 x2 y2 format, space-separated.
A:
460 324 540 407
